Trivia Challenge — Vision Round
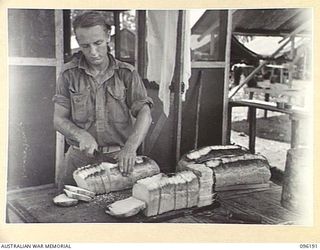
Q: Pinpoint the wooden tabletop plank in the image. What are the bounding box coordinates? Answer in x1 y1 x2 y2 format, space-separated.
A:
7 183 300 224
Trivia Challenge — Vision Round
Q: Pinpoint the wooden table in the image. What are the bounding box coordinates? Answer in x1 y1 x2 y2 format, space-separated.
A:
6 182 302 224
244 86 305 118
227 99 309 153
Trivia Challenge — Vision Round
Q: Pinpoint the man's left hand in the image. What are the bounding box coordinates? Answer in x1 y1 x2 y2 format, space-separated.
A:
115 146 137 176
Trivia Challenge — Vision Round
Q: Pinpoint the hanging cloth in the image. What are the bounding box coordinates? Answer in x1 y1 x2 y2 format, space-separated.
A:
182 10 191 101
146 10 179 116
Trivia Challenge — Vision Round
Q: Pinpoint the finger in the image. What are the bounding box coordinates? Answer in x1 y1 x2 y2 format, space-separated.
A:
87 146 95 157
112 152 119 160
128 157 135 173
123 157 129 176
118 155 124 173
79 143 85 152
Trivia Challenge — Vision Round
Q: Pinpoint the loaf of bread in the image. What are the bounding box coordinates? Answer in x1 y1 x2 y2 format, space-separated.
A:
131 170 212 217
130 173 161 216
178 145 271 189
73 156 160 195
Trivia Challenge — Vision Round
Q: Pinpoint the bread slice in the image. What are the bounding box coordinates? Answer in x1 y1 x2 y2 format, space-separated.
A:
99 163 112 194
172 175 187 210
178 171 199 208
64 185 95 198
158 176 175 214
64 189 93 202
53 193 78 207
106 197 146 218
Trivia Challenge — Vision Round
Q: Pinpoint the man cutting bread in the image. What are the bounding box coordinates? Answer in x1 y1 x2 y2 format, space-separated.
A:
53 11 153 190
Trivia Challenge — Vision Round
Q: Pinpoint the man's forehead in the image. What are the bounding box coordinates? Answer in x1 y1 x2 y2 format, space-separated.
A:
75 25 110 37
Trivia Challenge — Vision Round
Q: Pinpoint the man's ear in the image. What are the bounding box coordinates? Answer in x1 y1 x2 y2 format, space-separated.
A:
106 30 111 43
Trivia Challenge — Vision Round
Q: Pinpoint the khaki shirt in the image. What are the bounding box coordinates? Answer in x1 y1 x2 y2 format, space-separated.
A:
53 52 153 147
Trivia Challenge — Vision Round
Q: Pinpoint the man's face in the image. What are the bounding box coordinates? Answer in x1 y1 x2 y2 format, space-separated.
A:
75 25 110 67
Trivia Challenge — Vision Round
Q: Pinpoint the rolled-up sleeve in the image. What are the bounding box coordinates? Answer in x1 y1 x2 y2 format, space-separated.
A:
52 72 71 110
126 70 153 118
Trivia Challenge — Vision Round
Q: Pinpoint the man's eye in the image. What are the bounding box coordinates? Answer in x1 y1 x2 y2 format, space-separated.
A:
81 44 89 49
95 41 103 45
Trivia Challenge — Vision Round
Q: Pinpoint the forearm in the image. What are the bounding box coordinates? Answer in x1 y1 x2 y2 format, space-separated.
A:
125 105 152 151
53 115 90 143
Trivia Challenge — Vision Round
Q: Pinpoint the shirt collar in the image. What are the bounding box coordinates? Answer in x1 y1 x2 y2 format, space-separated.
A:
78 52 119 81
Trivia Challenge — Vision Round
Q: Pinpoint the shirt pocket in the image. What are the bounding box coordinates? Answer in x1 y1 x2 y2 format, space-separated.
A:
106 84 130 123
70 91 90 124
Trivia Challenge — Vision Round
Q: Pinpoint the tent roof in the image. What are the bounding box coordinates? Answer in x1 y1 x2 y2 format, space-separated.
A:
192 8 312 36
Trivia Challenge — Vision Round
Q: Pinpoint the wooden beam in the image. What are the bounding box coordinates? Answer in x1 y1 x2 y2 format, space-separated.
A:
191 61 225 68
9 57 57 66
288 36 295 87
222 10 233 145
54 10 65 184
194 71 203 149
233 27 309 37
248 107 257 154
114 10 121 60
227 105 232 144
63 10 71 58
136 10 146 78
173 10 185 165
136 10 147 154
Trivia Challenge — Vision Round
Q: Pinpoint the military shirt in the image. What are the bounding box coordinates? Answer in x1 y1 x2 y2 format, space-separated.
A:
53 52 153 147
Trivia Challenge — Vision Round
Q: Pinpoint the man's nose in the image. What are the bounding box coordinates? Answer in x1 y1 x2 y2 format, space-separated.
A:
89 45 98 56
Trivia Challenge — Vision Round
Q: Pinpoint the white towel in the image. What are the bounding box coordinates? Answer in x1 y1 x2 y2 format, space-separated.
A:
147 10 179 116
182 10 191 101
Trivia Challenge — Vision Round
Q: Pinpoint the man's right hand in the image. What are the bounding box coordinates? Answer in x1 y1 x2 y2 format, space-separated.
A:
77 132 98 157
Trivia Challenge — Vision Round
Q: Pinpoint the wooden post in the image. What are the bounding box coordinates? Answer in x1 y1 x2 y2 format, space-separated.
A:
63 10 71 59
136 10 147 154
173 10 185 165
54 10 65 184
194 70 203 149
114 10 121 60
289 36 295 87
226 104 232 144
290 118 299 148
222 10 232 145
136 11 146 78
264 93 270 118
248 107 257 154
246 91 254 121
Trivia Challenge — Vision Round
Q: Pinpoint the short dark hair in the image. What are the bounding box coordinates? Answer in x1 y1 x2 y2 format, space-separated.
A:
73 11 111 34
